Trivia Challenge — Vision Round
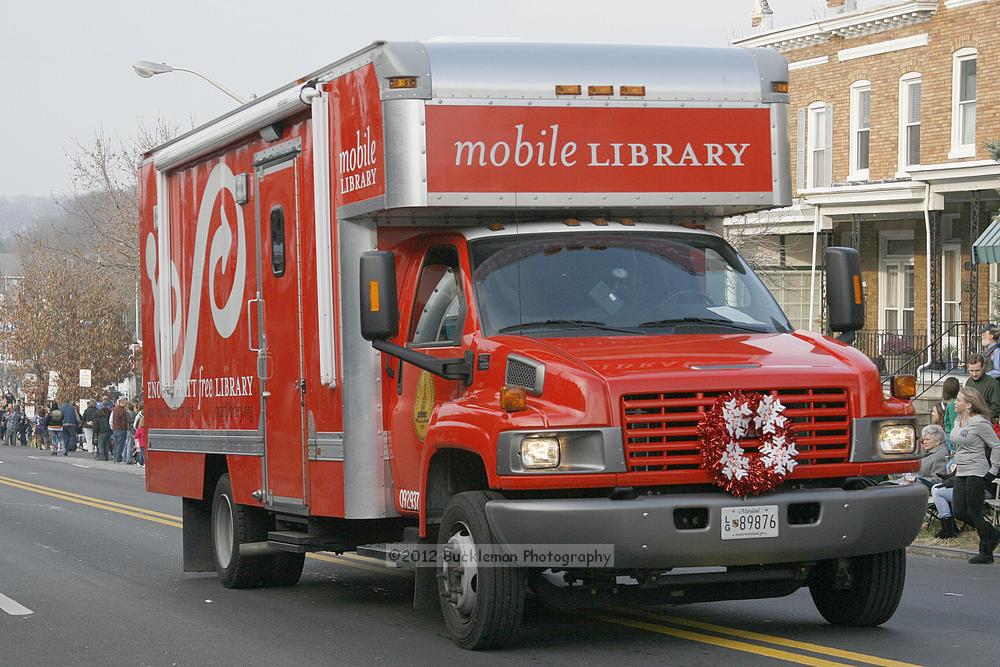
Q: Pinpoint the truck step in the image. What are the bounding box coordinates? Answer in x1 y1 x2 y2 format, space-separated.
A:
267 530 349 553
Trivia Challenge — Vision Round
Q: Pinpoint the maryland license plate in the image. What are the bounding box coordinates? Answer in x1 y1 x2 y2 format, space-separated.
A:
721 505 779 540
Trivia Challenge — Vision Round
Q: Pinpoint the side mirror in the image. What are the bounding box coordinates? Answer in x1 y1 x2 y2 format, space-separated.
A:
825 247 864 339
359 251 399 341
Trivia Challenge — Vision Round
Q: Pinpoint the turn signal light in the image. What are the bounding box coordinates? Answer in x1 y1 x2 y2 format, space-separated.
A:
555 84 582 95
619 85 646 96
388 77 417 89
501 385 527 412
588 85 614 96
891 375 917 399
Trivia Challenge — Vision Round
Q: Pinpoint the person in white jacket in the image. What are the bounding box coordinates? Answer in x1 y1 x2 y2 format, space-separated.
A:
950 387 1000 564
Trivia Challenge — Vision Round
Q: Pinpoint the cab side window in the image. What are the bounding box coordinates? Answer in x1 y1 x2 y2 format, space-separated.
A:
409 246 464 345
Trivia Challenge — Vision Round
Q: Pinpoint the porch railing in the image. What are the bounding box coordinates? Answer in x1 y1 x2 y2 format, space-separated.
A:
852 322 974 392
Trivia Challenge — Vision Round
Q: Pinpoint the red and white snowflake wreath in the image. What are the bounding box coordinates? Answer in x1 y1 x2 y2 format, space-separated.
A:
697 390 799 496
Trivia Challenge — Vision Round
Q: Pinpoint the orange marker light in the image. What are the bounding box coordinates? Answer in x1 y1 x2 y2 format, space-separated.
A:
388 77 417 89
501 385 527 412
369 280 380 312
555 84 582 95
619 85 646 97
771 81 789 93
853 275 863 305
588 85 614 96
891 375 917 399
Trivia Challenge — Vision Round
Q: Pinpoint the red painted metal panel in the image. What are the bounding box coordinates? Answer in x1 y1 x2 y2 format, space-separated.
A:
331 64 385 206
145 451 205 499
308 461 346 517
227 455 264 506
425 106 773 193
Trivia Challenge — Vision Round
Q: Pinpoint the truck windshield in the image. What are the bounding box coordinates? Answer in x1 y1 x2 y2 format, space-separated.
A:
469 231 791 337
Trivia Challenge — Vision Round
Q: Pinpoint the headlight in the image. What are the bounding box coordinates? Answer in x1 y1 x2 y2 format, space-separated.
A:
879 424 916 454
520 437 560 469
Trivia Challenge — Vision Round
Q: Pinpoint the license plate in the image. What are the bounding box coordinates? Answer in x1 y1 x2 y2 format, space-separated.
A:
721 505 779 540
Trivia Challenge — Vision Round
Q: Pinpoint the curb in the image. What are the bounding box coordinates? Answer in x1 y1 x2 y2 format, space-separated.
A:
907 542 996 563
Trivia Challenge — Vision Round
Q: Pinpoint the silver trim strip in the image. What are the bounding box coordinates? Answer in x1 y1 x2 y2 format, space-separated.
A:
148 429 263 456
312 92 337 389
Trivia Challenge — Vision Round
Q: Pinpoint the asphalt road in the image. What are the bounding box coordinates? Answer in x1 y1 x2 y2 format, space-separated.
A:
0 445 996 666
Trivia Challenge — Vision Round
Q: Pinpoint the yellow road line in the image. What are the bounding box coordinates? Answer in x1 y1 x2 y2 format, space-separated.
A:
0 477 183 528
0 474 181 521
586 613 852 667
618 608 921 667
0 474 402 577
309 551 407 576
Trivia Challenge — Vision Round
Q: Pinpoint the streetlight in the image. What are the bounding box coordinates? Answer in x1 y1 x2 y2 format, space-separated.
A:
132 60 249 105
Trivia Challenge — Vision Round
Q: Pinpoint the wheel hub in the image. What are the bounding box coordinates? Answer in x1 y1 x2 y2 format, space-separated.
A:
214 494 234 569
441 521 478 619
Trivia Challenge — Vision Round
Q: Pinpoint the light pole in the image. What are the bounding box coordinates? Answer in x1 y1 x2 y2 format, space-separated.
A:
132 60 249 105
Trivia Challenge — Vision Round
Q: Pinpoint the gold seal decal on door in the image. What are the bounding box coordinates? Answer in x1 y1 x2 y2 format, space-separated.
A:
413 371 435 441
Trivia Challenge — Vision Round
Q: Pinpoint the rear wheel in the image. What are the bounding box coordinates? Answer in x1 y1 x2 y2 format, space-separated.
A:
808 549 906 626
211 474 267 588
438 491 525 650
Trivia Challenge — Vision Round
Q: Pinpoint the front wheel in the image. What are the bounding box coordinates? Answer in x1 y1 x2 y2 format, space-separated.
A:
808 549 906 626
437 491 525 650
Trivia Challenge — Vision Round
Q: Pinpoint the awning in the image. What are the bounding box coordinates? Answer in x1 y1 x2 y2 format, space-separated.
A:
973 216 1000 264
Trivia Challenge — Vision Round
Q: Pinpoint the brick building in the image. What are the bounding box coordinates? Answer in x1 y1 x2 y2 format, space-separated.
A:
732 0 999 367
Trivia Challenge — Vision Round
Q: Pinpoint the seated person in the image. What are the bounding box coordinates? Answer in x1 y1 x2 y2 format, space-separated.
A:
917 424 949 488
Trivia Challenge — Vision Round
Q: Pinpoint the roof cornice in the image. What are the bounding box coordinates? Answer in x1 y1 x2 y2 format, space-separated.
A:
733 1 938 52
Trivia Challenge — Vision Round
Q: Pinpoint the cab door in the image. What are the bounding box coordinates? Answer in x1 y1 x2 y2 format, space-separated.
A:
386 243 469 511
254 140 308 511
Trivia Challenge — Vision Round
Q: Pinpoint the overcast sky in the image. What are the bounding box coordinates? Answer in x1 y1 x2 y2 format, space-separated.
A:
0 0 830 198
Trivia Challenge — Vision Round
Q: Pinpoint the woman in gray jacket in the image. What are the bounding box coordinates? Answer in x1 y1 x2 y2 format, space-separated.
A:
950 387 1000 564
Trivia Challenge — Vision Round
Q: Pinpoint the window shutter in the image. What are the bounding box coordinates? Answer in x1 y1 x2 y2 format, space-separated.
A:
823 104 834 187
797 107 806 192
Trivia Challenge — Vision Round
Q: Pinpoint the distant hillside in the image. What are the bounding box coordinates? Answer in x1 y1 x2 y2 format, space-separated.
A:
0 195 59 236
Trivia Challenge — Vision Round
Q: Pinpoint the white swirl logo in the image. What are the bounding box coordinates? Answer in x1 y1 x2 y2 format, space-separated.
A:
146 163 247 409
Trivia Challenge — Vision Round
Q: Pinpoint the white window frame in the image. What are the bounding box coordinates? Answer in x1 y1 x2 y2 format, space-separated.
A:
807 101 831 189
849 81 871 181
950 48 977 159
897 72 921 176
878 230 916 333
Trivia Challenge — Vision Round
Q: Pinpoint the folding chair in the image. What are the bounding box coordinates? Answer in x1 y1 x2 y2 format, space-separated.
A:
986 478 1000 528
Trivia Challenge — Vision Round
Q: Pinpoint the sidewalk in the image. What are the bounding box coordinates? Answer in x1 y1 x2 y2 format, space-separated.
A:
15 446 146 477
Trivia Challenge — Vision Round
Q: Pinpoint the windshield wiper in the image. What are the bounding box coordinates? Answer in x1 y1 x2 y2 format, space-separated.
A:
498 319 645 335
637 317 767 332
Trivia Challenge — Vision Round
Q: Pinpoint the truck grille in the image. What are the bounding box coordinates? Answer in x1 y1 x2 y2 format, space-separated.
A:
620 388 851 476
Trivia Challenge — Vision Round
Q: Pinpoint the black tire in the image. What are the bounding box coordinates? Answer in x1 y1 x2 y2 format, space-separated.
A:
808 549 906 626
260 551 306 587
437 491 525 650
211 474 268 588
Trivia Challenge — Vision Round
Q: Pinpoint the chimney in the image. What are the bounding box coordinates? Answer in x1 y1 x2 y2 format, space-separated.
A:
751 0 774 31
827 0 858 14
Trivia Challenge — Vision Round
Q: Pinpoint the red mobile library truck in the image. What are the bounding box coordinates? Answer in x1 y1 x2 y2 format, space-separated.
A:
139 40 926 649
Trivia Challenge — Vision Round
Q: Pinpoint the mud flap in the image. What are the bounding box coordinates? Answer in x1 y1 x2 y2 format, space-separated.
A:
182 497 214 572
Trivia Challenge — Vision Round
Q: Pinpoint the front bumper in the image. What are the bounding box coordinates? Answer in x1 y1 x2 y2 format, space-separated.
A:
485 483 928 569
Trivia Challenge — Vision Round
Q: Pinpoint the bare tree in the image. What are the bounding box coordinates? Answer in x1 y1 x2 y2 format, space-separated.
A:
0 240 132 405
25 119 181 303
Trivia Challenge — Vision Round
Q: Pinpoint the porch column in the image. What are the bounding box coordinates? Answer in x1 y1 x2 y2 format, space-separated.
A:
850 214 861 250
928 210 942 364
969 191 981 338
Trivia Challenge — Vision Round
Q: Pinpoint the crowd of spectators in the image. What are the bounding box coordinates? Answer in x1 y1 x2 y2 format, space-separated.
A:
0 391 146 467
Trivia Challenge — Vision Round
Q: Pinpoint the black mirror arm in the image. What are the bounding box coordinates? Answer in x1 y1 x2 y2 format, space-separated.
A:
372 340 473 386
835 331 856 345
